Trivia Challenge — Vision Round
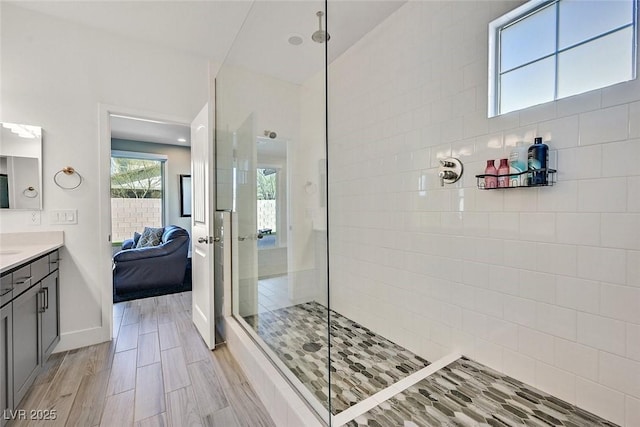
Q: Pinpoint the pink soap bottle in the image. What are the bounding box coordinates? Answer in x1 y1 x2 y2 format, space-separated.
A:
497 158 509 188
484 160 497 189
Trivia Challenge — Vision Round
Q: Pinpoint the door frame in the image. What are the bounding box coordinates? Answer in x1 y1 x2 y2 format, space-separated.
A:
98 104 192 339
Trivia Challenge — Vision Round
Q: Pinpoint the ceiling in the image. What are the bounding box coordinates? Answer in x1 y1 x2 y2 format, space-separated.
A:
110 115 190 147
11 0 406 145
10 1 254 66
223 0 407 84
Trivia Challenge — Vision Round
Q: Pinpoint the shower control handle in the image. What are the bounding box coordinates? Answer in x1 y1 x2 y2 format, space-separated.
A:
437 157 464 187
439 170 457 187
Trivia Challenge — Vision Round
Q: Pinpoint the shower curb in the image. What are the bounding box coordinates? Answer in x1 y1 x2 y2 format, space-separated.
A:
226 317 326 427
331 352 462 426
227 313 465 427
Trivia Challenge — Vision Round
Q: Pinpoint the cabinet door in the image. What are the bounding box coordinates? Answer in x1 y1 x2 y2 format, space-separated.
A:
41 272 59 360
1 303 13 427
12 284 41 406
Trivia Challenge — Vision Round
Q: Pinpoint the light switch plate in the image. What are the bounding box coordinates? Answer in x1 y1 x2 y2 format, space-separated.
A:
50 209 78 224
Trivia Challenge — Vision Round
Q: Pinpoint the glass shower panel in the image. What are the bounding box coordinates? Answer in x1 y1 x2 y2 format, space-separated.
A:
215 0 330 423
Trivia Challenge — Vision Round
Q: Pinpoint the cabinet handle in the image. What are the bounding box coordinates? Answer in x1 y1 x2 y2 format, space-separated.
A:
14 276 32 286
43 286 49 310
38 289 46 313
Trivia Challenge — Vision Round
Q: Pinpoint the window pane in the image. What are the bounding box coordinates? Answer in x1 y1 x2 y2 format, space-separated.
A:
501 4 556 71
500 57 555 114
559 0 633 49
558 27 634 98
257 168 277 249
111 157 163 243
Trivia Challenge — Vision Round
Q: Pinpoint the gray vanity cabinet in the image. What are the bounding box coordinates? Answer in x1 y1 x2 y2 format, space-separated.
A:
0 249 60 418
1 301 13 427
12 283 42 406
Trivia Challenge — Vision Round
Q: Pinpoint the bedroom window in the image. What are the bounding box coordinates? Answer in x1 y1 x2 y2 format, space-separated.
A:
488 0 637 117
111 151 167 244
257 167 278 249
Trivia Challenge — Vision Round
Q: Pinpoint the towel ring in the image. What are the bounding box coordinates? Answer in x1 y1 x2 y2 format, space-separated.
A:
54 166 83 190
23 186 39 198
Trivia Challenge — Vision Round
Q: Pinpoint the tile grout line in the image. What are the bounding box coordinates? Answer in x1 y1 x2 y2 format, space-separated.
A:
331 352 462 427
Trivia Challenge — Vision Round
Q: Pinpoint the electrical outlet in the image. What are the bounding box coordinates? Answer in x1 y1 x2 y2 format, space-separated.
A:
28 211 41 225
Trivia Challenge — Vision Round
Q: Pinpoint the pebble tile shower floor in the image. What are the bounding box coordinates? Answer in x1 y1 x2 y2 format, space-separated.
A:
243 301 431 414
245 303 619 427
345 357 619 427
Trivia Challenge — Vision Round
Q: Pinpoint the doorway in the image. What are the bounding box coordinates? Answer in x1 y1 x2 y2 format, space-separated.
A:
98 105 193 340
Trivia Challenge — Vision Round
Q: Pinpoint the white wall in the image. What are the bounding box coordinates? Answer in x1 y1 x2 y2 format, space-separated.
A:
0 4 208 350
328 1 640 426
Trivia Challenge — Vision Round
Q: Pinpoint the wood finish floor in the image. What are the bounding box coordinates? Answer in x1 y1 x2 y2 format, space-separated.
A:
9 292 275 427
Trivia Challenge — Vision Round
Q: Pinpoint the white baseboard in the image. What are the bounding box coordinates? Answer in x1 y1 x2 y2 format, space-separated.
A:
53 325 110 353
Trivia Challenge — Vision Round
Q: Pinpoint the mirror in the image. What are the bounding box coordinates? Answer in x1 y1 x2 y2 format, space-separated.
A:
0 122 43 210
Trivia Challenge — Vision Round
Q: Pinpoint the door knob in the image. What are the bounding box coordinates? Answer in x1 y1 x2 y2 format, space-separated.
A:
198 236 220 244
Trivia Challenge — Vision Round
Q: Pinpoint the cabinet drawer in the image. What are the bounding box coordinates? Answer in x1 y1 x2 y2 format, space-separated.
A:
11 265 32 297
48 250 60 272
0 274 12 307
31 256 49 285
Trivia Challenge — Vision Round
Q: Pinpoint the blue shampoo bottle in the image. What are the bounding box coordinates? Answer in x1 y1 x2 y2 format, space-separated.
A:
528 137 548 185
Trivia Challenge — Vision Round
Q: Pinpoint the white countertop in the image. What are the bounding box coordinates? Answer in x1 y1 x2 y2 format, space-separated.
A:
0 231 64 274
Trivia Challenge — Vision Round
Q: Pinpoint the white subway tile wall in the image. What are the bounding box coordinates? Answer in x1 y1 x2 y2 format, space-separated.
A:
327 1 640 425
575 377 626 426
626 396 640 427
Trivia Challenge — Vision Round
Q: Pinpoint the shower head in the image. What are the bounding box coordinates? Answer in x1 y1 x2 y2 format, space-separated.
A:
311 11 330 43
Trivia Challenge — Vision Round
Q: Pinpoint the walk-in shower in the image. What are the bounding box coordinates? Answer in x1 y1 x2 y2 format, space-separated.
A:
214 2 434 423
214 1 628 426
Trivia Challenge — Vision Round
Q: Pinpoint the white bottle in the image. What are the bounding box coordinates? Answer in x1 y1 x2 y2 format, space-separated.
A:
509 142 528 187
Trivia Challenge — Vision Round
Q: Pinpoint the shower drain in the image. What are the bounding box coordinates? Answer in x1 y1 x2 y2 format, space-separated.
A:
303 342 322 352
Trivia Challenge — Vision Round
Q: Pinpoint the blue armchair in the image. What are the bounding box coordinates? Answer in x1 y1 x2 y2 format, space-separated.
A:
113 225 190 295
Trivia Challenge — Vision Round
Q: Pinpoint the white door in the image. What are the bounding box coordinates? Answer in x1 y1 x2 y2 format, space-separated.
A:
191 103 216 349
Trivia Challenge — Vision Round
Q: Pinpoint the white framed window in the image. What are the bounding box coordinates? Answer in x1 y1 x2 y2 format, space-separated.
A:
489 0 637 117
110 150 168 244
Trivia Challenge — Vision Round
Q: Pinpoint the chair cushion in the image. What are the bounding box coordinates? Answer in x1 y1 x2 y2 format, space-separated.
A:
136 227 164 248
